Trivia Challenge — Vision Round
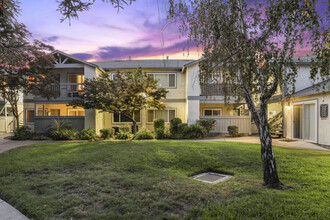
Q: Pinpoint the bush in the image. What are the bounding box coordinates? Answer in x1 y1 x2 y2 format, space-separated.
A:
31 134 49 140
178 123 188 133
197 119 216 134
183 124 206 139
228 126 239 137
50 128 78 140
134 129 155 140
79 128 97 141
100 128 114 139
11 126 33 140
154 118 165 139
115 129 132 140
170 117 182 135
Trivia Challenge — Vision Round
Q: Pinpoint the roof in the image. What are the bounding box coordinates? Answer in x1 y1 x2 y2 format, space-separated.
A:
289 79 330 98
292 56 316 64
93 59 194 70
52 50 101 69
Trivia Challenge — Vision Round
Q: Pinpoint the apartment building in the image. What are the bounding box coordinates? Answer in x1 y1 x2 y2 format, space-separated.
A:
21 50 251 135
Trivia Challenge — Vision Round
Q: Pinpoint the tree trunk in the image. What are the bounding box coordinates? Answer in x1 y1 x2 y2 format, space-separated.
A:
132 120 137 134
258 104 282 188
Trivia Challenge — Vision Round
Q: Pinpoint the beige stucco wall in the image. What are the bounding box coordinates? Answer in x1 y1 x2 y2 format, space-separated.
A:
102 101 186 133
284 93 330 145
200 103 236 116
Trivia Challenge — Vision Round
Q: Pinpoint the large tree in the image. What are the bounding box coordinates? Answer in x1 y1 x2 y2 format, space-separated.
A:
168 0 329 188
70 67 168 134
0 0 58 128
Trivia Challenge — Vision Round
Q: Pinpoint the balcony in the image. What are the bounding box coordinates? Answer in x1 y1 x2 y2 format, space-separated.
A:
49 83 84 98
201 84 240 96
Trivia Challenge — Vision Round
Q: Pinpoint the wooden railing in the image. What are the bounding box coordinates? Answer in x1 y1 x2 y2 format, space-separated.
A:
201 84 239 96
200 116 252 134
49 83 84 98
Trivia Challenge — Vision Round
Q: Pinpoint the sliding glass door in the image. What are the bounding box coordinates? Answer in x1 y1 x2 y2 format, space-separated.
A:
293 101 317 142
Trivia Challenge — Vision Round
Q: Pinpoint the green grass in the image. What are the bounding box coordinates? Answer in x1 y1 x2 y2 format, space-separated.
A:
0 141 329 219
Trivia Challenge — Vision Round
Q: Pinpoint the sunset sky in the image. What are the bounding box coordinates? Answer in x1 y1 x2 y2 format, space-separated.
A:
19 0 328 61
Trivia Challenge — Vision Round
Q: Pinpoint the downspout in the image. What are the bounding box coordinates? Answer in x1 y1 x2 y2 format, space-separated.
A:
4 98 8 133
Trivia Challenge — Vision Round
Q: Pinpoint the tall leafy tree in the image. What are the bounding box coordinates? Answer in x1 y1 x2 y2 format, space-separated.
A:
0 0 57 128
168 0 329 188
70 67 168 134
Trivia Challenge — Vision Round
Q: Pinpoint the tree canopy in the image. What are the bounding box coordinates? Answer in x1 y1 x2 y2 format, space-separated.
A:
0 0 57 128
70 67 168 133
168 0 329 188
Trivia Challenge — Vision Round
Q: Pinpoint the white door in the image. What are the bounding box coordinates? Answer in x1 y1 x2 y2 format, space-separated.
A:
293 101 317 142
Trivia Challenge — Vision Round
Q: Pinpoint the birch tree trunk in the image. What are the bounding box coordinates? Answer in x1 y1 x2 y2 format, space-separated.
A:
258 102 281 188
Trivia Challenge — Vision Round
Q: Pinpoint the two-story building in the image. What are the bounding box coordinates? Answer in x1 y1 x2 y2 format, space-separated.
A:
21 50 252 135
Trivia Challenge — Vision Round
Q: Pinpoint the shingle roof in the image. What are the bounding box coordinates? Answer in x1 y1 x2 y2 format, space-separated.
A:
288 79 330 98
93 59 194 70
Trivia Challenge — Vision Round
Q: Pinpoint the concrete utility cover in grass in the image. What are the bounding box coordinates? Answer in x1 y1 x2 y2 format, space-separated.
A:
191 172 232 184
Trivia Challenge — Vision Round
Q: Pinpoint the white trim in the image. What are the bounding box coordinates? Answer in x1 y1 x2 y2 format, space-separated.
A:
203 108 222 116
25 108 35 124
147 109 177 123
292 99 318 143
147 72 177 89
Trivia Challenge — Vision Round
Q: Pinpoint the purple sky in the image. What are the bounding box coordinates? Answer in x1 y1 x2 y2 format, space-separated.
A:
19 0 328 61
19 0 200 61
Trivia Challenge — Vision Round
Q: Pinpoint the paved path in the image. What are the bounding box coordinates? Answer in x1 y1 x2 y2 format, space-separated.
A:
201 136 330 152
0 134 52 154
0 199 29 220
0 134 52 220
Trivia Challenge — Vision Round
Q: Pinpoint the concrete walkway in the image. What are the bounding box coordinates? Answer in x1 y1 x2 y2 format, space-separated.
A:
202 135 330 152
0 134 52 220
0 134 52 154
0 199 29 220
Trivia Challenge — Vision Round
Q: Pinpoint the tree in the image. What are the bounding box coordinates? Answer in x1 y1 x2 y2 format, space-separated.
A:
56 0 135 22
168 0 329 188
70 67 168 134
0 40 58 128
0 0 58 129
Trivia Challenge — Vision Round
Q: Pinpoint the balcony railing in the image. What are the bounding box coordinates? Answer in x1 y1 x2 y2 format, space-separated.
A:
201 84 240 96
50 83 84 98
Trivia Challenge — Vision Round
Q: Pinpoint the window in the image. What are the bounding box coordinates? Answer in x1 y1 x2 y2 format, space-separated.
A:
68 109 85 116
50 109 60 116
147 109 176 122
203 109 222 116
68 74 84 97
113 110 141 123
148 73 176 88
26 109 35 123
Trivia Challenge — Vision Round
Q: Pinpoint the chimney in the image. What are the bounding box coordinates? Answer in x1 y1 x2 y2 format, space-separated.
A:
129 56 131 61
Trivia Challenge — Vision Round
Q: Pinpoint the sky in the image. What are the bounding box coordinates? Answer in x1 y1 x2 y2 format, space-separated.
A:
19 0 200 61
18 0 328 61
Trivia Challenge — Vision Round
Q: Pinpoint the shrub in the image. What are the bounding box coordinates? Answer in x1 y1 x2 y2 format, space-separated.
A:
115 129 132 140
154 118 165 139
100 128 114 139
178 123 188 133
11 126 33 140
79 128 97 141
31 134 49 140
134 129 155 140
170 117 182 135
50 128 78 140
228 126 239 137
197 119 216 134
183 124 206 139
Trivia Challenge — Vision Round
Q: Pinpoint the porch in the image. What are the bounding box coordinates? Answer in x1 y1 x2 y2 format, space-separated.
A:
199 103 252 135
200 116 252 135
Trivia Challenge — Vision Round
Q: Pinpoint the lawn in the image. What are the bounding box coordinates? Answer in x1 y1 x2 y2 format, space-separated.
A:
0 141 329 219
